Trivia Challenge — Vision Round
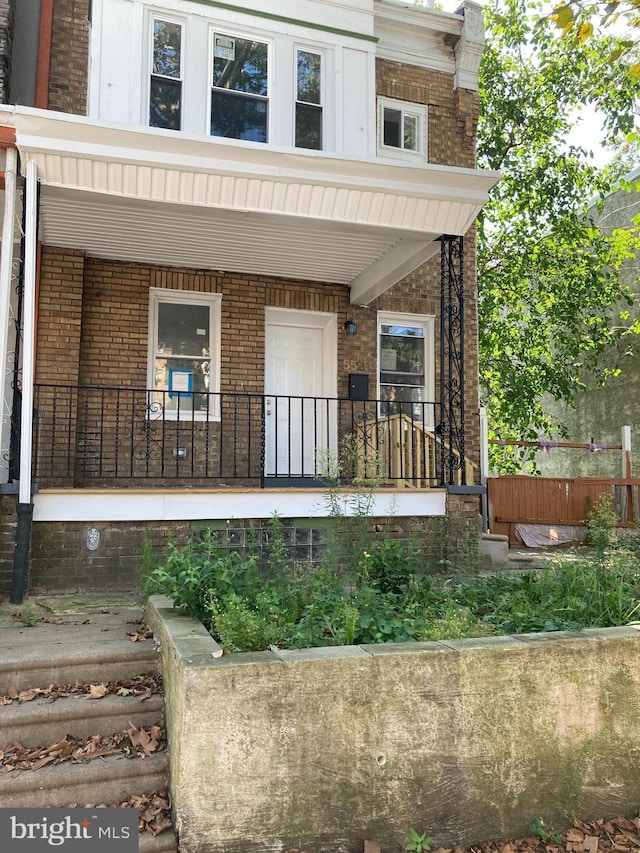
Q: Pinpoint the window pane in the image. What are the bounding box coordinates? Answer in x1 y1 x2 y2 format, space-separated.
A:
153 357 212 415
383 108 401 148
295 103 322 150
380 334 424 376
157 303 210 357
404 114 419 151
149 78 181 130
211 90 267 142
153 21 181 78
212 35 268 96
381 325 424 337
297 51 321 104
381 372 424 387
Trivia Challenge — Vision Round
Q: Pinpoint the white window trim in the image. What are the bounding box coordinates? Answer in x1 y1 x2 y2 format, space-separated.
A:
294 45 324 150
377 96 428 162
208 27 272 145
148 288 222 421
146 13 186 131
377 311 435 429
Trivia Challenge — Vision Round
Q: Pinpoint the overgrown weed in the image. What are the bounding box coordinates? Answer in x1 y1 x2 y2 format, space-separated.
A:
143 465 640 652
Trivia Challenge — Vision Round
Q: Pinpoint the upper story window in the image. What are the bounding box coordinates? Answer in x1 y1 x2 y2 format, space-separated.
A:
149 18 183 131
210 33 269 143
295 49 322 150
378 97 428 162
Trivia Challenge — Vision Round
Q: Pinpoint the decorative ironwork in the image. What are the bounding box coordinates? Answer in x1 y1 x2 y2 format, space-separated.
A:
31 384 466 488
439 235 466 485
352 408 384 451
127 398 165 464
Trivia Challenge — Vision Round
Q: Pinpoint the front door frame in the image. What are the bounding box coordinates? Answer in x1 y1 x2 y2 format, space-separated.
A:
264 307 338 481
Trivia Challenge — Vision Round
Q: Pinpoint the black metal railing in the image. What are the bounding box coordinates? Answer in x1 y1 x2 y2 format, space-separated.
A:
31 384 469 488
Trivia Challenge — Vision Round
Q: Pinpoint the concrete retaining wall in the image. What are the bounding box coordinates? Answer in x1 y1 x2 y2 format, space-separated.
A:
146 596 640 853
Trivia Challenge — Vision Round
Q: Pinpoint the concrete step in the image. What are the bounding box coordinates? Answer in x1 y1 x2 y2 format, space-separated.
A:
1 693 165 747
140 831 179 853
0 619 159 694
0 602 176 850
0 752 170 808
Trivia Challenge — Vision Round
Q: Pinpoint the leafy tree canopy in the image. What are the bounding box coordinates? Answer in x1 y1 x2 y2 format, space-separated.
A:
548 0 640 79
477 0 640 471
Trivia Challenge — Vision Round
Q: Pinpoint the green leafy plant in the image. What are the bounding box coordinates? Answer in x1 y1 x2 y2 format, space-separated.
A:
528 816 562 845
405 828 434 853
585 492 618 554
12 604 38 627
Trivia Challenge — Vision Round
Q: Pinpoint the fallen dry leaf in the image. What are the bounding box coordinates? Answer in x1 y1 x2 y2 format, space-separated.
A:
86 683 108 700
583 836 599 853
128 625 153 642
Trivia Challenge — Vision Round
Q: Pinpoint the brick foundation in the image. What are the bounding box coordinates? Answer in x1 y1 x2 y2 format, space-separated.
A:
0 498 480 596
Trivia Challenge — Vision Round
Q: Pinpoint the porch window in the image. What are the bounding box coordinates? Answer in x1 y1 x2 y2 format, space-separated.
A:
148 289 221 419
211 33 269 142
377 98 427 161
149 18 183 131
378 312 434 425
295 49 322 150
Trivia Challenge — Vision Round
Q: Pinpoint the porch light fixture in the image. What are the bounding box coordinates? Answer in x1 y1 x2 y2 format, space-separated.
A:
344 319 357 336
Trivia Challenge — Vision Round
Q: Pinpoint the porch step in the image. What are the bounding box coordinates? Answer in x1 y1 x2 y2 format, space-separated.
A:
1 693 166 747
0 605 177 852
0 617 159 694
0 752 170 808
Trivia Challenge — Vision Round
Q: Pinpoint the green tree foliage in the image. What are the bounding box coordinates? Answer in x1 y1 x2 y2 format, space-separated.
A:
548 0 640 79
477 0 640 471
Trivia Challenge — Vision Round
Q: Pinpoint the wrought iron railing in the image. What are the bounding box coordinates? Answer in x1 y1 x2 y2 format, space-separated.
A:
31 384 471 488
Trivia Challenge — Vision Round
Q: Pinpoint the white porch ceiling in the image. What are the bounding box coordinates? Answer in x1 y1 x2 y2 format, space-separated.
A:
8 107 500 304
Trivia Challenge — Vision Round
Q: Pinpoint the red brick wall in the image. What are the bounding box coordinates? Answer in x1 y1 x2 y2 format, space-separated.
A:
28 520 191 594
0 494 17 594
0 0 12 105
37 247 85 385
375 60 478 169
48 0 89 114
35 246 480 484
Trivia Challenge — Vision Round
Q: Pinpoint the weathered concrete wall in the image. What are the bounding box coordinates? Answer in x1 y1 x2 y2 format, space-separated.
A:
147 596 640 853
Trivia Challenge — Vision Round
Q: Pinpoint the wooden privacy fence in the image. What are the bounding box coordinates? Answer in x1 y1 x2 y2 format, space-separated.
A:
487 476 640 545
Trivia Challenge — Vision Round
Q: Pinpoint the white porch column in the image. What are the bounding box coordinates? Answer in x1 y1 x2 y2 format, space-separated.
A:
0 147 17 481
19 159 38 504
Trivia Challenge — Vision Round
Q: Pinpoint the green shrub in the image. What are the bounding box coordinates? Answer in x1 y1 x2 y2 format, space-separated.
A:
144 491 640 652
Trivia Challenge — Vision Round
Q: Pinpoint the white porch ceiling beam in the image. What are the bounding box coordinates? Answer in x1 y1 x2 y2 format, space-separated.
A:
349 236 441 305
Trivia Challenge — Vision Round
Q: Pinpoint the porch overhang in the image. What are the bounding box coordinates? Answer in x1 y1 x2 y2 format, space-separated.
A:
5 106 499 305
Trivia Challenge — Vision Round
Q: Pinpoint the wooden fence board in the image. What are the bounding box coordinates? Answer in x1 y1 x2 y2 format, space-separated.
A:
487 476 640 545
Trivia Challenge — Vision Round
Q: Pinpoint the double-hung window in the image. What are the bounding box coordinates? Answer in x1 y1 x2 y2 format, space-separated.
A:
378 312 434 426
295 49 322 150
149 18 183 131
378 98 427 160
148 289 221 419
210 33 269 142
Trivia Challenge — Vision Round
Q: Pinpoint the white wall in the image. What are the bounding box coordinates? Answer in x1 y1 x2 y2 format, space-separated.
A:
88 0 377 158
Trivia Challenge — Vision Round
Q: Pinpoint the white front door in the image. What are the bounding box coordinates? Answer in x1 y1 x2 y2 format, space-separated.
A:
265 309 337 478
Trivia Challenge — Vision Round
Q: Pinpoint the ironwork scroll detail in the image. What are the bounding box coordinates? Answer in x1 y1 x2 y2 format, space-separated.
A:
439 235 466 485
127 399 165 463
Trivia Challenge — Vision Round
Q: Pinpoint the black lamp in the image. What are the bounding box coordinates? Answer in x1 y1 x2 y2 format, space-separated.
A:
344 319 357 336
